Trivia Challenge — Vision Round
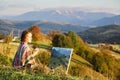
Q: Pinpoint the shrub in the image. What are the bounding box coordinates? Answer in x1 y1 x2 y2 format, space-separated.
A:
35 51 51 65
0 53 11 66
32 43 39 49
35 50 51 73
52 33 73 48
47 30 60 41
3 36 13 44
68 31 85 53
48 66 67 77
92 53 108 74
0 33 4 39
69 65 81 76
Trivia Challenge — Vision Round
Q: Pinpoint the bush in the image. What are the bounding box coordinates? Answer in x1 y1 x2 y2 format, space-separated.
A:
0 33 4 39
35 50 51 73
35 51 51 66
68 31 85 53
0 53 11 66
92 53 109 75
69 65 81 76
3 36 13 43
32 43 40 49
52 33 73 48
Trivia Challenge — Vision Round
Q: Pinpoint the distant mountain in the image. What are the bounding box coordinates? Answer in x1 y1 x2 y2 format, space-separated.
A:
0 8 115 25
0 19 89 35
90 15 120 26
78 24 120 44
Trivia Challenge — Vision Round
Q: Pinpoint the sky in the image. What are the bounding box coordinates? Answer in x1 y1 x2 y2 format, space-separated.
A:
0 0 120 16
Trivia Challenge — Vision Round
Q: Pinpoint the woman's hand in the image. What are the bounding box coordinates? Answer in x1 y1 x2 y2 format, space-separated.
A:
32 48 39 57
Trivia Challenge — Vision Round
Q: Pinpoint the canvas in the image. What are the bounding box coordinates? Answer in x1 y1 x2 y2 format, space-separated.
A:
48 47 73 73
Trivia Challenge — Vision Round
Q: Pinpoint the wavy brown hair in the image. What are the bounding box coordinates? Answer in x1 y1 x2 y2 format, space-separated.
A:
21 30 31 42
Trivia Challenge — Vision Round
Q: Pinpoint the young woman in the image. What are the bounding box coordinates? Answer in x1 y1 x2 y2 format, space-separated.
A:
12 30 38 68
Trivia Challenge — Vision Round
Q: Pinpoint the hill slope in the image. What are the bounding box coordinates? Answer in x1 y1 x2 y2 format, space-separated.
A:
0 20 89 35
90 15 120 26
78 24 120 44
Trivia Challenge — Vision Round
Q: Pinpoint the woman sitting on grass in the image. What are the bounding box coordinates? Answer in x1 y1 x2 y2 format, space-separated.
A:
12 30 39 69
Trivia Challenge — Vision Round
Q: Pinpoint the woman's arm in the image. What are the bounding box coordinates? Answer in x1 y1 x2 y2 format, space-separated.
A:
21 47 39 66
21 47 31 66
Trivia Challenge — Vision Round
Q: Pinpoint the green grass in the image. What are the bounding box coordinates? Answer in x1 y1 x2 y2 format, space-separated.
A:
39 43 52 50
0 66 84 80
0 43 18 66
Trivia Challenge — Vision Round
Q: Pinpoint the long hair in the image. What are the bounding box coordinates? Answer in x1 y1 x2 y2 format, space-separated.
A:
21 30 31 42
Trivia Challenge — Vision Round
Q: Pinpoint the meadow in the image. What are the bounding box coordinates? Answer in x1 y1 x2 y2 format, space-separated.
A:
0 42 110 80
0 42 84 80
0 29 120 80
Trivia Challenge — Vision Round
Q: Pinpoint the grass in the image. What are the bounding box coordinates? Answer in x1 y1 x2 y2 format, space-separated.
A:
0 66 80 80
71 53 92 67
0 42 117 80
39 43 52 50
89 43 120 59
111 44 120 51
69 53 109 80
0 42 84 80
0 43 18 62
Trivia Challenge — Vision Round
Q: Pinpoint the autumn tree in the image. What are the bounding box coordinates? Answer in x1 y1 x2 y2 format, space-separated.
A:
47 30 60 41
28 25 42 42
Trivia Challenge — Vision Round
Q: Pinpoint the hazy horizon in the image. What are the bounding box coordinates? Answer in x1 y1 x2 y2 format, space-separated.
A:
0 0 120 17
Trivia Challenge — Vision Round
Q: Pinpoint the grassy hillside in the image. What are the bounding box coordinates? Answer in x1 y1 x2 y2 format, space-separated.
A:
78 24 120 44
0 43 82 80
89 44 120 59
0 42 109 80
51 30 120 80
0 29 120 80
69 53 109 80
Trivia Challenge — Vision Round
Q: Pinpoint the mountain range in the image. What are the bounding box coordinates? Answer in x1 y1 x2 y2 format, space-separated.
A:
78 24 120 44
90 15 120 26
0 8 120 43
1 8 119 26
0 19 89 35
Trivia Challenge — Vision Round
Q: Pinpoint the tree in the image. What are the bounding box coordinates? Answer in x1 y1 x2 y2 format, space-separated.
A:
68 31 85 53
52 33 73 48
47 30 60 41
28 25 42 41
92 53 108 74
